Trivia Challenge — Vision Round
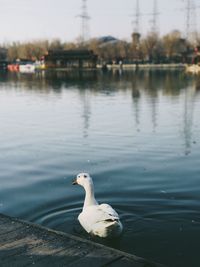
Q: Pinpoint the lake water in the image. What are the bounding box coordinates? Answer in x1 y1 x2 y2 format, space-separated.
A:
0 70 200 267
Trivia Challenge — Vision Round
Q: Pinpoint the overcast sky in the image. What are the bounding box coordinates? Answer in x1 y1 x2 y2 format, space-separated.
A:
0 0 199 43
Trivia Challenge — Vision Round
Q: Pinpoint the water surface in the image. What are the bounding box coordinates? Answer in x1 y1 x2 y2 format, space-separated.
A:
0 70 200 267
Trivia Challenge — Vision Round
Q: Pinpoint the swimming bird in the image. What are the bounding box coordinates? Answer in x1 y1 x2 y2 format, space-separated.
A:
72 173 123 238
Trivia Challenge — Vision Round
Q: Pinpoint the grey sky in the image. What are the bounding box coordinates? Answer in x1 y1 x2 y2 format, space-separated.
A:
0 0 199 43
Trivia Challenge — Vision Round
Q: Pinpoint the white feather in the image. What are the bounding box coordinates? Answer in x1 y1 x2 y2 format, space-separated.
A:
73 173 123 238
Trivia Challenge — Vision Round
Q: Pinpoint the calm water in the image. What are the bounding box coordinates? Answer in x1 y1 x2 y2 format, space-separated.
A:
0 70 200 267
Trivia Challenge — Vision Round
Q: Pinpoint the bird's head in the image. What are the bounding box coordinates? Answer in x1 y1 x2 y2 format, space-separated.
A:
72 173 92 187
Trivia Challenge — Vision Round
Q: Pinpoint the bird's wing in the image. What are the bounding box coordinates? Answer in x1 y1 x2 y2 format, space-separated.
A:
78 204 119 233
99 203 120 219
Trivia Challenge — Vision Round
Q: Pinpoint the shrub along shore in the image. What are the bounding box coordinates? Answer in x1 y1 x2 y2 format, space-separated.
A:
0 30 199 65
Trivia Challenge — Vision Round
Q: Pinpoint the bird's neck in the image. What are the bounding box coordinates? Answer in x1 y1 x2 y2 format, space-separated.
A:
83 181 98 209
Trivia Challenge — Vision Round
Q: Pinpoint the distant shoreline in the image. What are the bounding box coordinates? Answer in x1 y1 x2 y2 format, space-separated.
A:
98 63 187 70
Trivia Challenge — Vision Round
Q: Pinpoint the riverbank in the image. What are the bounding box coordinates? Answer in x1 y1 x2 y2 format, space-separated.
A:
97 63 187 70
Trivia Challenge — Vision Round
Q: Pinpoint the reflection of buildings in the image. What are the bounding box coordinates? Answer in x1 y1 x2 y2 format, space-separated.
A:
0 48 7 60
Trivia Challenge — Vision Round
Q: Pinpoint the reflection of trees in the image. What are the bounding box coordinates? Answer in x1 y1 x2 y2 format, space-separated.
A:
0 69 198 98
128 70 199 135
1 69 199 145
0 71 99 93
139 70 189 96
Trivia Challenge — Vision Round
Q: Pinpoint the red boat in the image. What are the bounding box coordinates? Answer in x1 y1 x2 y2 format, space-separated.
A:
7 63 20 72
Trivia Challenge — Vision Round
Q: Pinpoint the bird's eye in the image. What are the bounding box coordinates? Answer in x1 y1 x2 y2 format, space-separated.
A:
83 175 87 178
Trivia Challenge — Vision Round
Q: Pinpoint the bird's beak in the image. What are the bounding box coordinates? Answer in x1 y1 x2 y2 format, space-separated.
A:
72 178 78 185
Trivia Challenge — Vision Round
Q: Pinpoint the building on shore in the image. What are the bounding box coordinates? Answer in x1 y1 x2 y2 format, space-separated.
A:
44 49 98 69
0 48 8 70
0 48 7 60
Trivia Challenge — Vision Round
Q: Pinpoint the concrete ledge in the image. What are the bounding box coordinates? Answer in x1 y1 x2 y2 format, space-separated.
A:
0 213 166 267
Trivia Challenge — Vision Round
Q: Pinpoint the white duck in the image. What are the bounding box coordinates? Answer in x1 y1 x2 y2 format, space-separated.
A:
72 173 123 238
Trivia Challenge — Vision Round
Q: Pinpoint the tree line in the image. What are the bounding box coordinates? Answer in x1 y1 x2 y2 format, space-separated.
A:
1 30 199 64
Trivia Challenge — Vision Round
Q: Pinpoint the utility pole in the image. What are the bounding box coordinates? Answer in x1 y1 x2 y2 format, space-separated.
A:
185 0 196 40
150 0 159 33
131 0 142 62
132 0 141 34
78 0 90 44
